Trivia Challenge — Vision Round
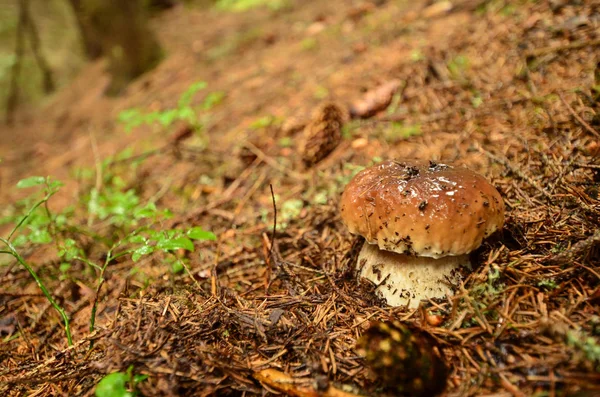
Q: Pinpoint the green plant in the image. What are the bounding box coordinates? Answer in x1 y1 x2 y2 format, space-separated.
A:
475 0 518 16
278 137 293 148
566 330 600 370
260 196 304 230
0 176 73 345
2 154 217 345
300 37 318 51
382 122 422 142
409 49 424 62
313 85 329 100
77 160 216 331
250 114 283 130
471 93 483 108
95 366 148 397
447 54 470 81
88 223 215 334
117 82 225 146
341 120 363 139
537 279 558 290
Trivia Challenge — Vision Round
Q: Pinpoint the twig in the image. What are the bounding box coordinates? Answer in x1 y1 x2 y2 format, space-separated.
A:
524 38 600 58
269 184 277 260
477 146 553 201
264 184 277 289
558 93 600 138
547 156 576 195
243 141 307 181
107 145 170 167
573 162 600 170
88 131 102 227
0 237 72 346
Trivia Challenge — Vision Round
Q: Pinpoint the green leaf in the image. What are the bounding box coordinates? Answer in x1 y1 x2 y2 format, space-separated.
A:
17 176 45 188
59 262 71 273
28 229 52 244
157 236 194 252
95 372 133 397
187 227 217 241
157 109 178 126
132 245 155 262
202 91 226 110
128 235 147 244
12 234 27 247
250 115 275 130
145 229 163 241
178 81 207 107
133 374 148 384
47 179 64 191
171 260 184 274
134 203 157 219
54 213 68 227
59 239 82 261
177 107 196 123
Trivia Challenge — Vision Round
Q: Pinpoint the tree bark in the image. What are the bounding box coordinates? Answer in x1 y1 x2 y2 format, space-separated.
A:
67 0 103 60
24 0 55 93
69 0 163 95
5 0 27 125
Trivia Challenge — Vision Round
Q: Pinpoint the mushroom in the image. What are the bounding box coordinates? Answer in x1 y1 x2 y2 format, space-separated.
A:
340 160 504 307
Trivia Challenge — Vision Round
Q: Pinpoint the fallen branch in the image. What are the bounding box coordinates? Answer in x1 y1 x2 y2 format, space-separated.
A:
476 146 553 201
253 368 363 397
243 141 307 181
524 38 600 58
558 93 600 139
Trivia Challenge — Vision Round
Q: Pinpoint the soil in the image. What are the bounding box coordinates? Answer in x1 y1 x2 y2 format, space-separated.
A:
1 0 600 396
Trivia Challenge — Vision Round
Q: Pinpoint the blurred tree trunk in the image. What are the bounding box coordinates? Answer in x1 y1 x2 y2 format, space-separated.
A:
68 0 163 95
67 0 102 59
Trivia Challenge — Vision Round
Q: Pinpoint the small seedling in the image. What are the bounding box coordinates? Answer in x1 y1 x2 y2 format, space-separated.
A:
250 114 282 130
300 37 318 51
410 49 424 62
383 122 422 143
260 196 304 230
0 176 73 345
566 330 600 370
447 55 470 81
537 279 558 290
313 86 329 100
471 93 483 108
117 81 224 148
95 366 148 397
278 137 293 148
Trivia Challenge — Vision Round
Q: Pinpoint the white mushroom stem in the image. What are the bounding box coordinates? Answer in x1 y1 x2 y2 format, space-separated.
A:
357 243 471 308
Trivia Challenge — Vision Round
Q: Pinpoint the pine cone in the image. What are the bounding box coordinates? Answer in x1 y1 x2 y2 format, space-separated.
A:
299 102 346 168
356 320 449 396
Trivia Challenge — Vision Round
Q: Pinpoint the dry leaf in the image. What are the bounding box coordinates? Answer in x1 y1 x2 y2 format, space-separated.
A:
349 79 403 119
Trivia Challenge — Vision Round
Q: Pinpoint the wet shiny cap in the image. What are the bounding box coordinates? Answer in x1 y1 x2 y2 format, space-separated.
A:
340 160 505 258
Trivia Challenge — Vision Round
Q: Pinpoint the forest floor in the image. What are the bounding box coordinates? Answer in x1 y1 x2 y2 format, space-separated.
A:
1 0 600 396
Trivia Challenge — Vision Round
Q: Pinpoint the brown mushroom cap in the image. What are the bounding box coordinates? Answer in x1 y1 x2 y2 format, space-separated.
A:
340 160 504 258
